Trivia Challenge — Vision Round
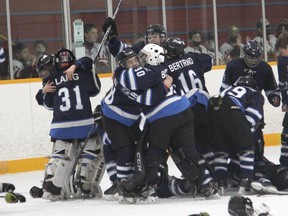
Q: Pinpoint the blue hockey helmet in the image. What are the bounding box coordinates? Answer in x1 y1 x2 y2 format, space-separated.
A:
235 75 258 90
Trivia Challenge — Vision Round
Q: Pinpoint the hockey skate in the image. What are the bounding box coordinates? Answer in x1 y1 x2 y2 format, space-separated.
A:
238 178 256 195
250 173 277 195
199 180 219 199
104 181 120 201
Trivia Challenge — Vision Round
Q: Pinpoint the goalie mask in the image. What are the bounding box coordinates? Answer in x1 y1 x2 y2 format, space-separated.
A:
243 40 263 68
228 195 254 216
161 37 186 58
54 48 76 71
138 44 165 66
235 75 258 90
116 48 139 68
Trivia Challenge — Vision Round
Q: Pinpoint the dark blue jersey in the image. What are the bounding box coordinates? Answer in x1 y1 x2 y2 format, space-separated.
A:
163 52 212 108
220 58 279 105
277 55 288 105
220 86 265 129
101 66 167 126
43 68 101 140
35 57 94 106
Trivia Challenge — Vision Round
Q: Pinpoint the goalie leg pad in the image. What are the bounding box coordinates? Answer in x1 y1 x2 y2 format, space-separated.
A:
75 138 105 197
43 140 77 191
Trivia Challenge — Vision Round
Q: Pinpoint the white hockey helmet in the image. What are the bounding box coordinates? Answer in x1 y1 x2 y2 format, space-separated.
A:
138 44 165 66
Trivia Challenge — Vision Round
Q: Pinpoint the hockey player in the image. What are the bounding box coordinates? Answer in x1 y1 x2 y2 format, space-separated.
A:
102 17 166 56
220 40 280 162
40 48 103 200
119 44 218 202
275 32 288 166
209 76 264 194
161 37 214 165
101 48 172 203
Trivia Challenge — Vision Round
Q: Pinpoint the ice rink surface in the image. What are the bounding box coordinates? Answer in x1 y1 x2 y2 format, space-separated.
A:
1 146 287 216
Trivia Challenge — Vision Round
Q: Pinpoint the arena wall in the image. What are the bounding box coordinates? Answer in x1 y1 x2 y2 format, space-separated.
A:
0 65 282 174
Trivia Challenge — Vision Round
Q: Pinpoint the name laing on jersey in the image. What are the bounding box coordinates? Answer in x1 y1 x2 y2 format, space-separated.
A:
54 73 80 85
168 57 194 72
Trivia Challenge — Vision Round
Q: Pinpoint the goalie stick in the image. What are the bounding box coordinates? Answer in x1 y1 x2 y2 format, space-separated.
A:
92 0 124 88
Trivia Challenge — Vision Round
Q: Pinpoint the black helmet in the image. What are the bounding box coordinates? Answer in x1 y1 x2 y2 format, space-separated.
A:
145 24 166 43
235 76 258 90
161 37 185 58
243 40 263 68
116 48 138 68
36 54 54 73
54 48 76 70
228 195 254 216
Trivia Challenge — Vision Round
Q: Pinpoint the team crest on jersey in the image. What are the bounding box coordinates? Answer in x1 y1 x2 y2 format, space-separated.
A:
244 69 257 75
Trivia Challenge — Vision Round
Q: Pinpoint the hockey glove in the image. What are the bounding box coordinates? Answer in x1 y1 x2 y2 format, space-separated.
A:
5 192 26 203
1 183 15 192
30 186 44 198
102 17 118 43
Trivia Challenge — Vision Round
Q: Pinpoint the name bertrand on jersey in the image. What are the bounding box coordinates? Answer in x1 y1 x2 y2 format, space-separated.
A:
168 57 194 72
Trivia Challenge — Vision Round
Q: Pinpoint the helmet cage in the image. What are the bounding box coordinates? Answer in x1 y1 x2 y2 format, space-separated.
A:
145 24 167 43
228 196 254 216
243 41 263 68
116 49 138 68
54 48 76 70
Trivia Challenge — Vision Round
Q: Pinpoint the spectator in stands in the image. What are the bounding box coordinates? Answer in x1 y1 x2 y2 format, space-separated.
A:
204 32 215 53
83 23 110 73
185 30 224 65
220 25 244 63
33 39 48 61
254 18 277 60
276 19 288 38
12 42 38 79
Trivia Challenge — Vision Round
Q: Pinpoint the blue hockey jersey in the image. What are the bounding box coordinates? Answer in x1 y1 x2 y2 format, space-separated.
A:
277 55 288 105
220 58 279 105
101 65 168 126
220 86 265 129
163 52 212 108
43 67 101 140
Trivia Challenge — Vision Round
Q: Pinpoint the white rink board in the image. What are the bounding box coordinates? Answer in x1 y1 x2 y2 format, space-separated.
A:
0 65 283 160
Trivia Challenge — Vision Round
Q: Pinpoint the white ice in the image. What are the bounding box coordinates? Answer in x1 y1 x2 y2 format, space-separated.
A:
1 146 288 216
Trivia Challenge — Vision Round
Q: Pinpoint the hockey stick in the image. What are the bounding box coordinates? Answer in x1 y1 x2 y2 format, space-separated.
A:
123 113 148 191
270 86 288 94
91 0 123 87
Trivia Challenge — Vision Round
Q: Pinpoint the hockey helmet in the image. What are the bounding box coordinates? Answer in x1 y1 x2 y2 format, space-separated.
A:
228 195 254 216
54 48 76 70
235 75 258 90
145 24 167 43
116 48 138 68
161 37 186 58
138 44 165 66
243 40 263 68
36 54 54 72
36 54 55 79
